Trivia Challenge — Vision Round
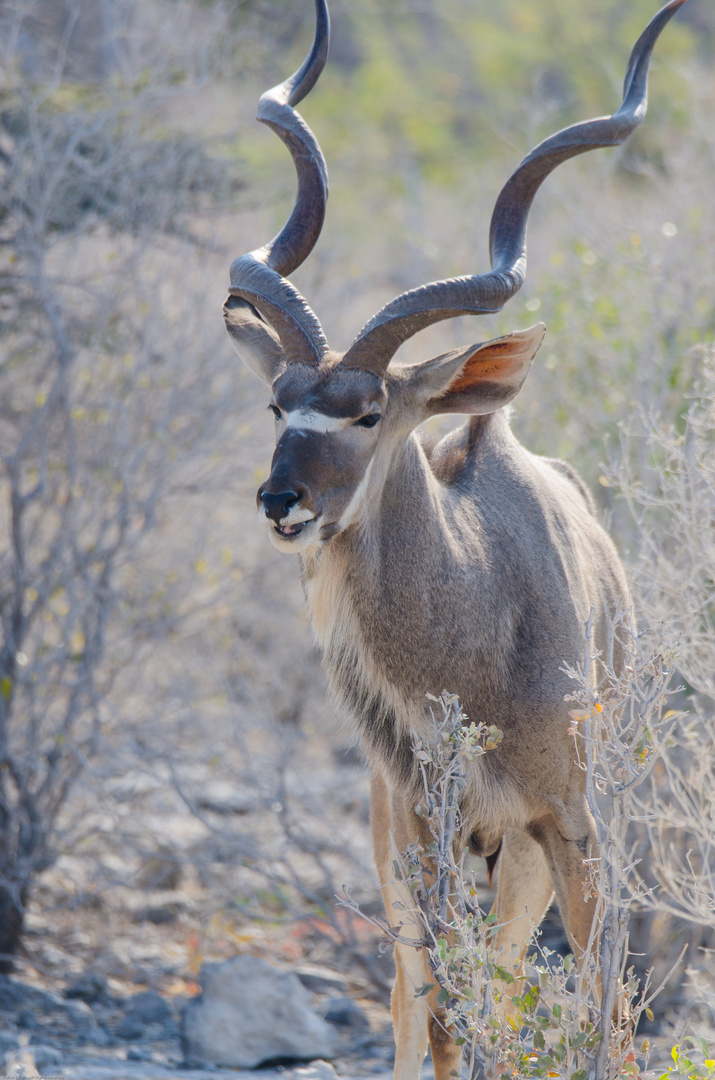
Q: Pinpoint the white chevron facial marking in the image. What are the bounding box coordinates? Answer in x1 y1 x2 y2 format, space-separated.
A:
282 410 348 434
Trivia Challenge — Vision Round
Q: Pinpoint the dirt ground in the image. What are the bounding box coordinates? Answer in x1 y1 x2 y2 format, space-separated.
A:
4 837 689 1080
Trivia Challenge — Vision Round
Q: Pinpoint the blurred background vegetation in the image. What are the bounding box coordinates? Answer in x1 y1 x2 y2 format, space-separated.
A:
236 0 715 506
0 0 713 1064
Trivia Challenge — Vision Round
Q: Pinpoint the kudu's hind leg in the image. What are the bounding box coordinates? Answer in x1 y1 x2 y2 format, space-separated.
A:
535 815 633 1048
371 773 463 1080
530 814 599 971
390 938 463 1080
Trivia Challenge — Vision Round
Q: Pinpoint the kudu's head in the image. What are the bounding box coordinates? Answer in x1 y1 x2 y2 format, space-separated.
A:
225 0 686 554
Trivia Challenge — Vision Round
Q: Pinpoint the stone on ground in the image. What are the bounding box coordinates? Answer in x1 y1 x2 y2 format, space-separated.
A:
321 995 369 1029
124 989 172 1025
182 955 338 1069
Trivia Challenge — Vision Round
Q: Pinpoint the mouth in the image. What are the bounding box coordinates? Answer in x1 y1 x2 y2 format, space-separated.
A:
274 521 306 539
267 512 321 546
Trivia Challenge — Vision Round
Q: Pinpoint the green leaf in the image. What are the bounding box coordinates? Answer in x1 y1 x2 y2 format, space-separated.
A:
414 983 434 997
1 676 12 700
533 1030 546 1050
552 1003 562 1020
552 1041 566 1063
646 1007 655 1022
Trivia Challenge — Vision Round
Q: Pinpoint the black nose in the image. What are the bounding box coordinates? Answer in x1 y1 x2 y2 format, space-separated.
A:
260 489 299 524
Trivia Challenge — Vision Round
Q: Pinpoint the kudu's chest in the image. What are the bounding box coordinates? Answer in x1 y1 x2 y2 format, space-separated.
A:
302 543 542 849
303 550 426 783
301 541 513 789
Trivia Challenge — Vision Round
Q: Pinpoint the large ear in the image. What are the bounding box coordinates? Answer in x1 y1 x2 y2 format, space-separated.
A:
406 324 546 417
223 294 286 386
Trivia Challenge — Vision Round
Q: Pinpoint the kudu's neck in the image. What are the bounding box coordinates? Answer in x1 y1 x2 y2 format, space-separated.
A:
301 414 513 698
302 423 475 588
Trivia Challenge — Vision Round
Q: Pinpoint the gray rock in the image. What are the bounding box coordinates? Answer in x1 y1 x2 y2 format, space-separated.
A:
67 998 99 1032
86 1025 112 1048
0 1032 18 1054
321 995 369 1029
125 990 172 1025
295 1061 341 1080
294 965 348 995
33 1044 63 1074
182 955 338 1069
17 1008 36 1029
196 782 254 815
127 1045 153 1061
135 848 182 890
132 903 182 925
0 975 61 1014
65 972 107 1003
116 1014 144 1040
0 976 24 1010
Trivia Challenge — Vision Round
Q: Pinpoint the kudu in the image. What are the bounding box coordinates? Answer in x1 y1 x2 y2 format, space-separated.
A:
224 3 686 1077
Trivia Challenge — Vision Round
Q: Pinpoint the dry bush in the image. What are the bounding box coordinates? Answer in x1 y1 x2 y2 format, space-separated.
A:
0 0 240 965
607 348 715 1035
343 618 710 1078
0 0 376 980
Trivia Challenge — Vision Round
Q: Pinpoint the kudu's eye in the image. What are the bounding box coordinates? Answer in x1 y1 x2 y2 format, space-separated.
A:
355 413 380 429
268 404 282 420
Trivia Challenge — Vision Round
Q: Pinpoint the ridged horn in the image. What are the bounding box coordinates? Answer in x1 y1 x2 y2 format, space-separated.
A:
341 0 688 378
226 0 330 365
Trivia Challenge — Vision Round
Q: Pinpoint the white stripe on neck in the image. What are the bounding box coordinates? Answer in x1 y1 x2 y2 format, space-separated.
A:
337 454 375 530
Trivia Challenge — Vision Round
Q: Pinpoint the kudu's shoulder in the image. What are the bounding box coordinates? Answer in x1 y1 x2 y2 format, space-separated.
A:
425 413 596 518
537 456 597 517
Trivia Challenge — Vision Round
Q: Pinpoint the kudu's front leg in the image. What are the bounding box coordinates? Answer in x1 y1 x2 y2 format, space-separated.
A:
370 772 463 1080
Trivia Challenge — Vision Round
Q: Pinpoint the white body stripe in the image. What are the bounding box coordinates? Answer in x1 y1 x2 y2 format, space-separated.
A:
337 454 375 531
